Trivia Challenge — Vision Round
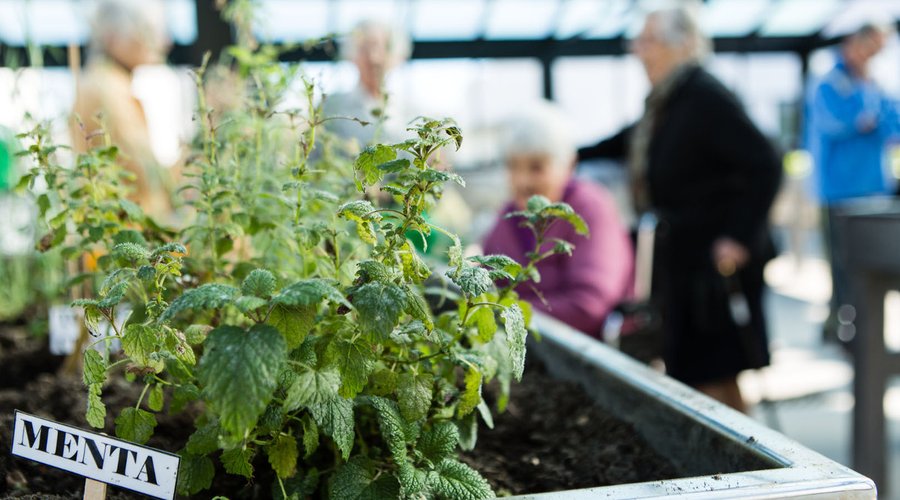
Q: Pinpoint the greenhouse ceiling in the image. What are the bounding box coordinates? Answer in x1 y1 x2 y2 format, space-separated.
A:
0 0 898 66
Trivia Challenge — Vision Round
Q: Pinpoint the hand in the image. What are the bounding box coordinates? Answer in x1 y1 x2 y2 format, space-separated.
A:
712 237 749 277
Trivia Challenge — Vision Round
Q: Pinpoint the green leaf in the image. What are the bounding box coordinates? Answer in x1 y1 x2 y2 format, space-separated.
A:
368 396 418 464
456 413 478 452
467 254 523 277
377 158 410 173
352 282 406 342
160 284 240 322
309 397 355 460
177 453 215 496
236 295 268 314
82 349 106 386
338 201 381 244
86 384 106 429
284 367 341 410
267 304 316 350
552 238 575 256
427 460 493 500
448 235 463 271
112 242 150 263
543 202 589 236
242 268 277 298
301 414 319 458
222 447 255 479
355 144 396 186
273 279 350 308
150 242 187 259
186 420 220 455
526 195 551 213
450 266 493 298
268 434 299 479
184 324 212 345
418 421 459 464
148 384 165 412
36 193 50 216
404 288 434 331
326 338 376 399
197 325 287 436
115 407 157 445
331 456 401 500
467 306 497 343
258 405 285 435
477 400 494 430
501 304 527 382
397 459 428 498
457 368 482 418
398 372 433 422
171 383 201 414
121 324 164 373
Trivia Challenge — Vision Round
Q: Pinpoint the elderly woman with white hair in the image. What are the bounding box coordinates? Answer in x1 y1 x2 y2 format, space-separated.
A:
578 6 782 411
483 101 634 338
70 0 172 217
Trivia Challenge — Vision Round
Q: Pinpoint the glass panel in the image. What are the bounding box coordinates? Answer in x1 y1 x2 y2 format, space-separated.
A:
334 0 402 35
822 0 900 38
254 0 330 42
412 0 485 41
585 0 634 39
166 0 198 44
0 0 87 46
760 0 842 36
556 0 607 39
484 0 560 40
702 0 771 37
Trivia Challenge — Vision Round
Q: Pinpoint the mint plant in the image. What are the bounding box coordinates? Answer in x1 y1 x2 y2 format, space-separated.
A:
18 8 589 497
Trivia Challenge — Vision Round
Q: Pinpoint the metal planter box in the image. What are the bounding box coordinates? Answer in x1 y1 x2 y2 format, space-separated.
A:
511 314 876 499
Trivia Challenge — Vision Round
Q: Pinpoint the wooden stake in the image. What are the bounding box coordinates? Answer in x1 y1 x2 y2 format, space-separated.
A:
83 478 107 500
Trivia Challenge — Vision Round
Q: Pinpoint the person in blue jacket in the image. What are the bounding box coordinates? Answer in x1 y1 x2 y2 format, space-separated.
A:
805 22 900 342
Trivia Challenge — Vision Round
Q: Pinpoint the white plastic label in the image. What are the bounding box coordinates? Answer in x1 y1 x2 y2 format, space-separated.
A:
48 305 80 355
11 411 179 499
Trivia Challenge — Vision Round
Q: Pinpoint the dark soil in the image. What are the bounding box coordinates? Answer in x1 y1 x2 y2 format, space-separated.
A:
461 356 680 495
0 327 680 499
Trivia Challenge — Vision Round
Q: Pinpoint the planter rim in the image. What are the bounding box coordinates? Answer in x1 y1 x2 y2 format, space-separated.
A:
507 313 876 499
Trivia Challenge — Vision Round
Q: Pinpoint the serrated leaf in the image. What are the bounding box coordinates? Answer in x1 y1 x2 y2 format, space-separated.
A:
501 304 527 382
160 284 240 322
448 235 463 270
198 325 286 436
552 238 575 256
467 254 522 276
399 242 431 283
404 287 434 331
301 414 319 458
184 324 212 345
268 434 299 479
115 407 157 444
267 304 316 350
326 338 376 399
86 383 106 429
242 268 277 298
148 384 165 412
275 469 321 500
273 279 350 308
122 324 164 373
284 367 341 410
397 459 428 497
83 349 106 386
97 281 129 309
222 447 255 479
236 295 268 314
457 368 481 418
418 421 459 464
171 383 201 414
543 202 589 236
150 242 187 259
377 158 410 173
331 456 401 500
259 405 284 435
355 144 396 186
476 399 494 430
467 306 497 343
186 420 220 455
112 242 150 263
352 282 406 342
427 459 493 500
368 397 412 463
177 453 214 496
398 372 433 422
309 397 355 460
456 413 478 452
526 195 550 213
449 266 493 298
368 369 399 396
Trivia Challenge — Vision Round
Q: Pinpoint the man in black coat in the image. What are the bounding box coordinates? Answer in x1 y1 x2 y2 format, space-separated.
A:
579 6 782 412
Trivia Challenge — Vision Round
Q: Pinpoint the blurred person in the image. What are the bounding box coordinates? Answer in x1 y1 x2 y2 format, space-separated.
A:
71 0 173 218
804 22 900 343
483 101 633 338
323 19 412 152
577 6 782 411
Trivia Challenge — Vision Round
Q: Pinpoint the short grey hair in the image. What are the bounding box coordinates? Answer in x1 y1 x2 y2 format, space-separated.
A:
646 4 712 60
89 0 167 58
846 21 896 44
340 19 412 63
502 100 576 169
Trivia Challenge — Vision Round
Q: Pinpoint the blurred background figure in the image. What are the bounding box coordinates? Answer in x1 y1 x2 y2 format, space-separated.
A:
804 22 900 344
323 19 412 153
483 101 633 338
578 6 782 412
70 0 174 219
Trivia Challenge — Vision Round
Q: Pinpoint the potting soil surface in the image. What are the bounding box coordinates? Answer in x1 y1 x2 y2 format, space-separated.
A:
0 326 678 498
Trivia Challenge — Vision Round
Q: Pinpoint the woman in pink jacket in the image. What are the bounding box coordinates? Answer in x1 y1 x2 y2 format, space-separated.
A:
483 102 634 338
